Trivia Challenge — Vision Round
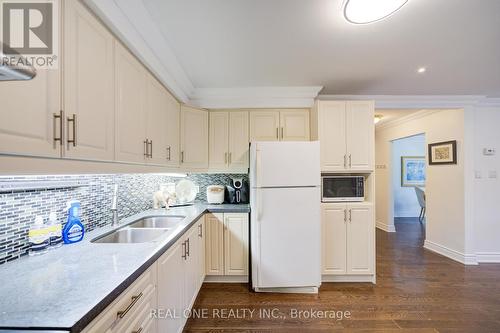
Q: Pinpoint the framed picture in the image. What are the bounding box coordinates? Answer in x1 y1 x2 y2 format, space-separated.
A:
428 140 457 165
401 156 426 187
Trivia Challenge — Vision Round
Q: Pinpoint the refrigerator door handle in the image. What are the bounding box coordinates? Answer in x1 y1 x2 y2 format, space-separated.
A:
256 149 262 188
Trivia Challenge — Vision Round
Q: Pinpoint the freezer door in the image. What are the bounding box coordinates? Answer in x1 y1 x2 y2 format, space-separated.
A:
250 141 320 188
251 186 321 288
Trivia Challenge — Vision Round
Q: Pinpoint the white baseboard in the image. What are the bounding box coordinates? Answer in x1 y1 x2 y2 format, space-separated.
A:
204 275 248 283
322 275 375 283
254 286 318 294
376 220 396 232
476 252 500 263
424 240 478 265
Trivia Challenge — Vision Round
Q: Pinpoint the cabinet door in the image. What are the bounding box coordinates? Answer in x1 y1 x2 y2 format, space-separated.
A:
165 92 180 167
347 203 374 275
197 218 206 288
146 74 168 165
228 111 249 172
318 101 347 171
115 42 147 163
0 66 60 157
249 111 280 141
184 227 199 310
279 110 310 141
224 213 249 276
208 112 229 170
180 105 208 169
157 242 185 333
346 101 374 171
63 0 114 161
322 204 347 275
205 213 224 275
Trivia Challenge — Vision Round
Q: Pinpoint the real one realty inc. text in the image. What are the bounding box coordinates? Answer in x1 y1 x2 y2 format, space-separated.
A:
151 307 352 321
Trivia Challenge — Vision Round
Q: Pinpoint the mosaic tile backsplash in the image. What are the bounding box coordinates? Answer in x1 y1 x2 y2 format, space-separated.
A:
0 173 247 264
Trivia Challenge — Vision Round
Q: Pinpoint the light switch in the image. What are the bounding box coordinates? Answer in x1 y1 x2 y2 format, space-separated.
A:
489 170 497 179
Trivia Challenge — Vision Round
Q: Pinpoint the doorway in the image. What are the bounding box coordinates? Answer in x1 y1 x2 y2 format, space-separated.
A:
391 134 426 238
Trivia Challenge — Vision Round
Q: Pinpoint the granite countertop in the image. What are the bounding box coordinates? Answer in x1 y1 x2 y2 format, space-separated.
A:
0 203 250 332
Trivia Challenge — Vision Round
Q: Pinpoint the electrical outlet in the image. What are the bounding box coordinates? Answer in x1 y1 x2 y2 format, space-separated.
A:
483 148 496 156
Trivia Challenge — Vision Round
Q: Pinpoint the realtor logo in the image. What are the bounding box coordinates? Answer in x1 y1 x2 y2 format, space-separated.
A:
1 0 58 68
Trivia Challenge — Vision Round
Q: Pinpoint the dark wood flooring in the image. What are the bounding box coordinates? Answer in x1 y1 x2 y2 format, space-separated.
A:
184 221 500 332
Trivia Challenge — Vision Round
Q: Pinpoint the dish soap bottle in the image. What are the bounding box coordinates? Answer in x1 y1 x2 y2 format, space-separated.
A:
48 211 63 249
62 200 85 244
28 215 49 256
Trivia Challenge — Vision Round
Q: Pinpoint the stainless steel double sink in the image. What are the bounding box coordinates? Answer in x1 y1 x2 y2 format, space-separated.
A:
92 215 185 244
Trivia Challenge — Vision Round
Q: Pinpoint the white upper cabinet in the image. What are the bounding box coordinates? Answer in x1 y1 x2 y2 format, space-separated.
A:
180 105 209 169
63 0 114 161
346 101 374 171
165 92 181 167
209 112 229 170
279 110 310 141
249 111 280 141
250 109 310 142
209 111 249 173
114 42 147 164
145 74 169 165
313 101 374 172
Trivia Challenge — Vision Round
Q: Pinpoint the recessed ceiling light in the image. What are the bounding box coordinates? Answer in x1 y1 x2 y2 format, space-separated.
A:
374 115 383 124
417 67 427 73
343 0 409 24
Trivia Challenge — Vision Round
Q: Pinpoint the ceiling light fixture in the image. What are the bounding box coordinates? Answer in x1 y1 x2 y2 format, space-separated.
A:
417 67 427 73
374 114 383 124
343 0 409 24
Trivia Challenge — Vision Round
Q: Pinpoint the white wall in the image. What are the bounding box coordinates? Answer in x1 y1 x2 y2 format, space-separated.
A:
473 106 500 260
375 109 465 257
392 134 426 218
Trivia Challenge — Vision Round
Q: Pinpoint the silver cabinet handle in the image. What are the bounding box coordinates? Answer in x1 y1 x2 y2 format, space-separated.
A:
344 155 347 168
344 209 347 223
117 292 143 319
225 152 228 164
281 127 284 140
181 151 184 163
53 111 63 147
186 237 190 257
166 146 171 161
181 241 187 260
149 140 153 158
66 114 77 148
349 154 352 168
198 224 203 238
349 209 352 222
144 140 148 158
276 128 279 140
132 327 143 333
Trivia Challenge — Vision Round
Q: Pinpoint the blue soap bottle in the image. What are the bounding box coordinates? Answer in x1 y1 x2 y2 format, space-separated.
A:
62 200 85 244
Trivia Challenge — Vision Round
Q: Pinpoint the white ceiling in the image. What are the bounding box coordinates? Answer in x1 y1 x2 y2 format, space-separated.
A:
141 0 500 97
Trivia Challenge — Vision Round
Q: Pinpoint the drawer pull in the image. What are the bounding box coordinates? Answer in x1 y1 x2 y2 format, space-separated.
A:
117 292 143 319
132 327 143 333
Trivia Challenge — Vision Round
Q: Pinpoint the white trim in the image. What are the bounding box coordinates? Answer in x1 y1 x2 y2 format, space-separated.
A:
476 252 500 263
83 0 194 102
375 109 443 131
376 220 396 232
317 95 497 109
424 240 478 265
322 275 375 283
190 86 323 109
254 286 318 294
203 275 248 283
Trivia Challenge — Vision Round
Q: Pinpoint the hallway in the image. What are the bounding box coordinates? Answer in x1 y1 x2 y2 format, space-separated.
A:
185 224 500 332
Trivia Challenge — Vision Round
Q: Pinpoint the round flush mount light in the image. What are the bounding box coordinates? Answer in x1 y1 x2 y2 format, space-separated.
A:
417 67 427 73
343 0 409 24
374 114 383 124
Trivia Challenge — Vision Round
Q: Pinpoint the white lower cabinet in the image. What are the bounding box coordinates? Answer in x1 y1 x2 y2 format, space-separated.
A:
205 213 249 276
322 202 374 277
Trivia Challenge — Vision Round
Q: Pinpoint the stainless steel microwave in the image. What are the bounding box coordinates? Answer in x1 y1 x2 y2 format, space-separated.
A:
321 176 365 202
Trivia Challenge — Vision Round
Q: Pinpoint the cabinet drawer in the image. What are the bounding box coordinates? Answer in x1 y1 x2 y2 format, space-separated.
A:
113 282 157 333
83 265 157 333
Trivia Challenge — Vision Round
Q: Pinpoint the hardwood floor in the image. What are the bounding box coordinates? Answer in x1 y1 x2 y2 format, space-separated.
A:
184 222 500 332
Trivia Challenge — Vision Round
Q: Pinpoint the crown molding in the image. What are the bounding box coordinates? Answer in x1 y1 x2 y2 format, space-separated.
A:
317 95 490 109
375 109 443 131
83 0 194 103
189 86 324 109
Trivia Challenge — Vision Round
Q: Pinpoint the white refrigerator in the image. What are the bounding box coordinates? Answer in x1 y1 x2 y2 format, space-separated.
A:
250 141 321 293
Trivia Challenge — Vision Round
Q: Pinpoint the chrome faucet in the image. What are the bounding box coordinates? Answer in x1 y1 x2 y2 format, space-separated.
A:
111 184 119 226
